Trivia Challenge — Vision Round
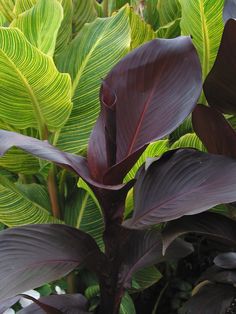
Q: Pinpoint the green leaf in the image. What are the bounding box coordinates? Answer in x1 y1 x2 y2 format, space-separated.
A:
125 140 169 181
156 0 181 37
171 133 206 151
64 180 104 249
14 0 37 15
120 293 136 314
72 0 98 37
56 7 131 152
55 0 73 55
0 0 15 22
85 284 100 300
11 0 63 56
130 266 162 293
0 176 60 226
0 12 7 26
0 147 39 174
178 0 224 95
130 6 155 50
0 28 72 136
143 0 159 30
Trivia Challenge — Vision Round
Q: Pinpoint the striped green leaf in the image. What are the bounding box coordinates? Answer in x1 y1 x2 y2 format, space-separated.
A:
0 12 7 26
120 293 136 314
0 28 72 136
125 140 169 182
0 176 59 226
11 0 63 56
55 0 73 55
143 0 159 30
0 0 15 22
156 0 181 38
56 7 131 152
171 133 206 151
130 7 155 49
14 0 37 15
130 266 162 292
179 0 224 98
64 179 104 249
72 0 98 37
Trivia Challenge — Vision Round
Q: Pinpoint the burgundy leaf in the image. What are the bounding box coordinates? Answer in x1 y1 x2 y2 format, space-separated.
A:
162 212 236 254
223 0 236 23
180 283 236 314
118 228 193 289
199 265 236 286
204 19 236 115
0 130 127 191
214 252 236 269
0 224 104 301
88 37 202 184
18 294 62 314
18 294 89 314
125 149 236 229
192 104 236 158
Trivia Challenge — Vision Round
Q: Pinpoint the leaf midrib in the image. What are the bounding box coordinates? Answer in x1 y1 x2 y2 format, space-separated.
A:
0 47 46 134
199 0 210 81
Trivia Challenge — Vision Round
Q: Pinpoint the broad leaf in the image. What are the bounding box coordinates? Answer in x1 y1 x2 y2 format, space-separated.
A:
56 7 131 152
223 0 236 23
0 0 15 22
14 0 37 15
88 36 202 184
156 0 181 38
0 224 104 301
199 265 236 285
11 0 63 56
130 266 162 293
171 133 206 151
0 28 72 135
72 0 98 37
214 252 236 269
0 176 59 226
162 212 236 254
125 149 236 228
204 19 236 115
119 293 136 314
17 294 89 314
180 283 236 314
179 0 224 94
118 228 193 289
192 104 236 157
142 0 159 31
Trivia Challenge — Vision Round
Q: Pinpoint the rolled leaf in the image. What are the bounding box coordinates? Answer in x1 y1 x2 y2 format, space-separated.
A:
0 224 104 301
192 104 236 157
17 294 89 314
125 149 236 228
88 36 202 184
162 212 236 254
204 19 236 115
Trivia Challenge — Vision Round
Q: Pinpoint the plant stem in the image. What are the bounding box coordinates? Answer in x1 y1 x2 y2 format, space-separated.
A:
152 282 169 314
48 165 61 219
103 0 109 16
67 272 76 294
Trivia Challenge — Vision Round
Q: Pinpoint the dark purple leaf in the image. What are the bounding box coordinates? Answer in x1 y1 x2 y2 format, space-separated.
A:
124 149 236 229
199 265 236 285
0 130 127 191
118 228 193 289
17 294 89 314
88 37 202 184
0 224 104 301
192 104 236 157
180 283 236 314
214 252 236 269
18 294 62 314
204 19 236 115
162 212 236 253
223 0 236 23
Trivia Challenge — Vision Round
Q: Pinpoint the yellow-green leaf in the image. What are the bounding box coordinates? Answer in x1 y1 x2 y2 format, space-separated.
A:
14 0 37 15
0 0 15 22
56 7 131 152
171 133 206 151
0 28 72 135
11 0 63 56
0 176 60 226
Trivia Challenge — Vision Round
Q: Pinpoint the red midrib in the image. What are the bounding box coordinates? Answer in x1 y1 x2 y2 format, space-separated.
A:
127 87 156 156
